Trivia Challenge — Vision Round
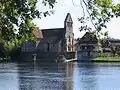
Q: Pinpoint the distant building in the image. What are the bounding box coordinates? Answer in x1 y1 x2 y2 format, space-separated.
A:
109 39 120 45
76 32 101 60
102 39 120 56
101 39 111 56
76 32 120 60
21 13 76 61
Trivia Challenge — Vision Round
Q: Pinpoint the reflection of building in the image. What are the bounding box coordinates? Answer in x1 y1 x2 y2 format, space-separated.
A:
77 32 101 60
73 63 97 90
21 13 76 61
65 63 74 90
18 62 69 90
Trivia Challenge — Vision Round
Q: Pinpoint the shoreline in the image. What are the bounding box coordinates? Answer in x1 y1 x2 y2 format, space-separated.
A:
92 57 120 62
1 57 120 63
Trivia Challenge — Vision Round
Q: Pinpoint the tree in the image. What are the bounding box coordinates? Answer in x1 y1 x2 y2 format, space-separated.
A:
0 0 120 49
78 0 120 38
0 0 56 49
110 44 120 57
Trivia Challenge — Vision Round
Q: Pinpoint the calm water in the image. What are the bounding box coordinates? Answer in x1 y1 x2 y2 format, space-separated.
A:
0 62 120 90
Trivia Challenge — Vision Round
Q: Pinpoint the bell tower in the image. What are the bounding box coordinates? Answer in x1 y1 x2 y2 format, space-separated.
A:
64 13 74 52
64 13 73 33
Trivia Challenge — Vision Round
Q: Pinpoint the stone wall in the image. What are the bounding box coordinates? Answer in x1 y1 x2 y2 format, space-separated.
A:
58 52 76 59
20 51 76 62
77 51 99 61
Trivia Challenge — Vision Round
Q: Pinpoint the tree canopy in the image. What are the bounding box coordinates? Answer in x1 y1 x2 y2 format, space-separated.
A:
0 0 120 49
78 0 120 38
0 0 56 49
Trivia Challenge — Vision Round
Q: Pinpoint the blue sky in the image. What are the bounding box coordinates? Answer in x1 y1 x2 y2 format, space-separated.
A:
33 0 120 39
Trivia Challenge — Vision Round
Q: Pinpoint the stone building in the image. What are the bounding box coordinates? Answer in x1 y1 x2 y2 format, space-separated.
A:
102 39 120 56
101 39 111 56
76 32 101 60
21 13 76 61
77 32 120 60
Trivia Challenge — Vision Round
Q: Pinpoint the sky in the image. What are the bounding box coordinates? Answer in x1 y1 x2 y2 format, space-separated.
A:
33 0 120 39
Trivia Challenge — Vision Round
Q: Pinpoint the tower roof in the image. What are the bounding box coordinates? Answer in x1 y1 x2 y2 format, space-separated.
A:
32 27 44 39
64 13 73 23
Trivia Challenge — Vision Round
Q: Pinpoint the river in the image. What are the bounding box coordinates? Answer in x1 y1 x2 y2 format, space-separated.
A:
0 62 120 90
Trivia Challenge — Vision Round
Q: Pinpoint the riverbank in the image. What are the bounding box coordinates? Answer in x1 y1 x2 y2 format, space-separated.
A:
92 57 120 62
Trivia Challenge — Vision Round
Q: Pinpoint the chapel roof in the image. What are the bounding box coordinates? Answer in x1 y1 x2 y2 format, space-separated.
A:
77 32 98 44
40 28 65 43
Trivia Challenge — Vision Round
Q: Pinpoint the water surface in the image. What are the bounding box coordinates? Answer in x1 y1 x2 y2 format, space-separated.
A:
0 62 120 90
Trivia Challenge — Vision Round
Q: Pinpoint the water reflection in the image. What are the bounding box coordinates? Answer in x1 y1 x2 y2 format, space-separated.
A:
0 63 19 90
73 62 120 90
73 63 98 90
65 62 74 90
1 62 120 90
18 62 68 90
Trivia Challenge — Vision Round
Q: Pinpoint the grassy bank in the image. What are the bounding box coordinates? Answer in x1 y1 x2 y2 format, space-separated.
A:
93 57 120 62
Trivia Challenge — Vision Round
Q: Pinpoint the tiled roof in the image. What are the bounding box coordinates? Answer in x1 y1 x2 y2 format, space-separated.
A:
40 28 65 43
41 28 64 37
64 13 73 23
109 39 120 43
101 39 120 46
32 29 44 39
77 32 98 44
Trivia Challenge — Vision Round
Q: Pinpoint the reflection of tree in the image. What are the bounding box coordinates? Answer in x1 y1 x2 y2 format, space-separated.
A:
0 63 19 90
18 62 35 90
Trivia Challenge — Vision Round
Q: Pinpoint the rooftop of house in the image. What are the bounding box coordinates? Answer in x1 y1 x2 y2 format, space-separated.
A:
109 39 120 43
39 28 65 43
64 13 73 24
77 32 98 44
101 38 120 46
41 28 65 38
32 28 44 39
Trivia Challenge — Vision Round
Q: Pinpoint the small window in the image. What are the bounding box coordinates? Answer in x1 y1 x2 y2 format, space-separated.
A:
69 36 70 42
67 22 72 27
47 43 49 52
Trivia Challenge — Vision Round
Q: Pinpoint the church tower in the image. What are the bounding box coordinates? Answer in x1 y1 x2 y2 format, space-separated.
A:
64 13 74 52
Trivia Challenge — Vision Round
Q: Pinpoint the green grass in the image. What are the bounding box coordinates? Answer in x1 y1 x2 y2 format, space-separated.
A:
93 57 120 62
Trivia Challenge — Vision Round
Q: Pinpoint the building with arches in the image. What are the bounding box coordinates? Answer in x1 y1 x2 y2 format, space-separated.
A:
21 13 76 61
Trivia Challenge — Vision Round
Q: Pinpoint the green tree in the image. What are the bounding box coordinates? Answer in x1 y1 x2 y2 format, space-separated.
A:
78 0 120 38
0 0 56 49
1 0 120 49
110 44 120 57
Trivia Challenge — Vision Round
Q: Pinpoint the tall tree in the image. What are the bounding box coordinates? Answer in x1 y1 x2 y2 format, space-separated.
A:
0 0 56 49
78 0 120 38
0 0 120 49
110 44 120 56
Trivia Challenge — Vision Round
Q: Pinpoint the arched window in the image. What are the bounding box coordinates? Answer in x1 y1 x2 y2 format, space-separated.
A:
67 22 72 27
68 43 71 51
